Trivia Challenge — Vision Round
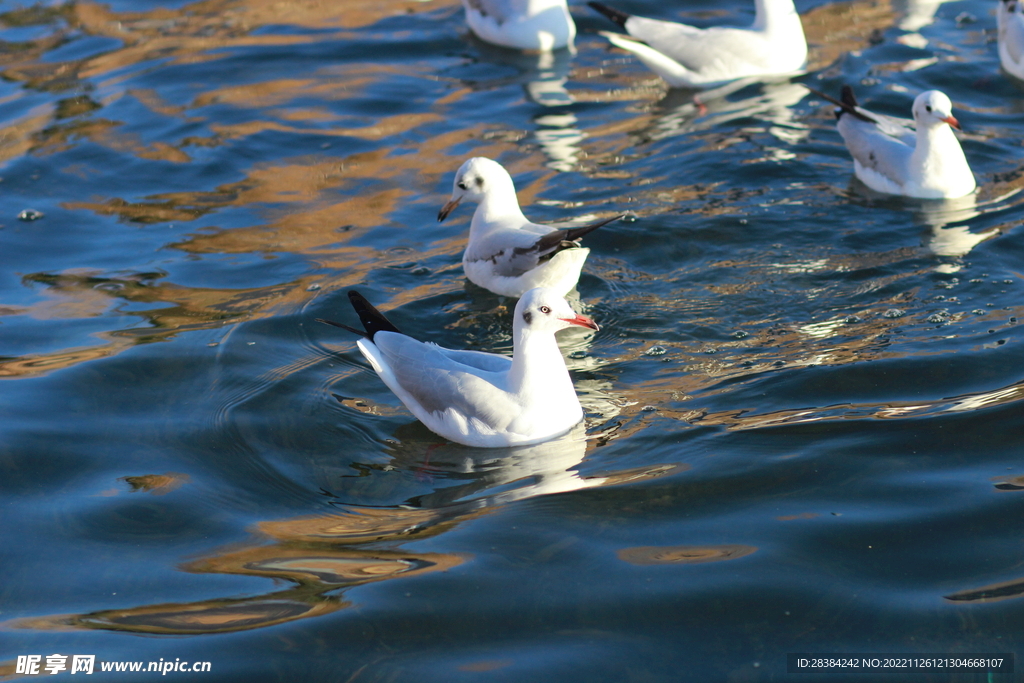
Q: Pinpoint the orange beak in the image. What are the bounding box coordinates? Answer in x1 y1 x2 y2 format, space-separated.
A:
561 313 599 331
942 115 961 131
438 198 461 222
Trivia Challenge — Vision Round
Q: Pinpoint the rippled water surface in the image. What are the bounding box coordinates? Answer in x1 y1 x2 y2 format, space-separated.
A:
3 0 1024 680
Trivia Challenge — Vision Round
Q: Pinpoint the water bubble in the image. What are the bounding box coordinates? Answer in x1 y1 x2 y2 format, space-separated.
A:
772 360 785 367
568 350 587 359
883 308 904 319
412 266 431 275
844 315 862 324
1004 279 1014 285
645 345 667 356
621 212 638 223
732 330 748 339
18 209 43 221
972 309 985 315
927 310 950 324
739 218 749 225
641 405 657 412
306 283 321 291
703 347 717 354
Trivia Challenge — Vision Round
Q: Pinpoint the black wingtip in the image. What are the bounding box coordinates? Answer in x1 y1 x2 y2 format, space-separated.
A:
346 290 403 340
523 213 625 259
840 85 858 109
315 318 365 337
589 2 630 28
801 83 872 123
560 213 625 243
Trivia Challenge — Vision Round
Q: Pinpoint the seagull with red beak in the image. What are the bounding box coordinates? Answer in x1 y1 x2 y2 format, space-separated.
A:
318 287 599 447
824 86 975 199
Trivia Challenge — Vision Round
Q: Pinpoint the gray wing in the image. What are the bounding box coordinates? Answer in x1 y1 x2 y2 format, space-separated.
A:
373 333 518 429
837 114 912 185
626 16 768 71
467 215 619 278
465 0 531 24
853 108 915 145
436 346 513 373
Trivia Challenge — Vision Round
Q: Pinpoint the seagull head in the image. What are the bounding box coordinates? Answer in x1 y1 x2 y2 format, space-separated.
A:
515 287 599 335
438 157 516 222
913 90 961 131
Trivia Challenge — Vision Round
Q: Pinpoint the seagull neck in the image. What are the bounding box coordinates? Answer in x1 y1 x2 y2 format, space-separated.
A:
508 325 572 397
470 191 529 235
913 122 957 164
752 0 799 33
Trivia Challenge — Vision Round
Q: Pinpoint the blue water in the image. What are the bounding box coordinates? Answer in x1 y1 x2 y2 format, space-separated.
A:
2 0 1024 681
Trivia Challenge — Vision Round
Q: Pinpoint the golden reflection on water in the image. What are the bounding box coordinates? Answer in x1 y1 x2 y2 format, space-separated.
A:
9 521 467 635
617 544 757 565
0 0 986 385
8 425 682 636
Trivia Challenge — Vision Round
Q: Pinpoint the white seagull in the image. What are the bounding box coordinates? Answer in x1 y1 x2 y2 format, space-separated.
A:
998 0 1024 81
438 157 622 298
461 0 576 51
588 0 807 89
319 288 599 448
818 86 976 199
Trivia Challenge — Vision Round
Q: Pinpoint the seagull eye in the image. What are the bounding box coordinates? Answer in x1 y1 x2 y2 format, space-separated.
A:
926 105 932 112
457 181 468 190
540 306 551 314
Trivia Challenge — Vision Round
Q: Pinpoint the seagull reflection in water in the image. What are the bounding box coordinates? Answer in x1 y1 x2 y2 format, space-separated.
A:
639 77 810 145
456 38 584 170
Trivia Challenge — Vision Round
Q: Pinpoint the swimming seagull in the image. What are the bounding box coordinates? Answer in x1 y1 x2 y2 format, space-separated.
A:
814 86 976 199
438 157 623 298
998 0 1024 81
588 0 807 89
461 0 576 51
318 288 599 448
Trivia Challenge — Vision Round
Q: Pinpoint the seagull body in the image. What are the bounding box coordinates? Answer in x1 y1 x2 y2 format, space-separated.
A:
321 288 599 448
588 0 807 89
462 0 576 51
825 86 975 199
998 0 1024 80
439 157 621 298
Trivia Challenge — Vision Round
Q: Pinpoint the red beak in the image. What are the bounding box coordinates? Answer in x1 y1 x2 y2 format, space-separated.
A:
561 313 599 331
942 115 961 131
438 197 461 222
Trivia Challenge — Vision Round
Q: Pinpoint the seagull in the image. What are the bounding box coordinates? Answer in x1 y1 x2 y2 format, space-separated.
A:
438 157 622 298
815 86 976 199
318 288 599 448
998 0 1024 81
461 0 576 51
588 0 807 89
